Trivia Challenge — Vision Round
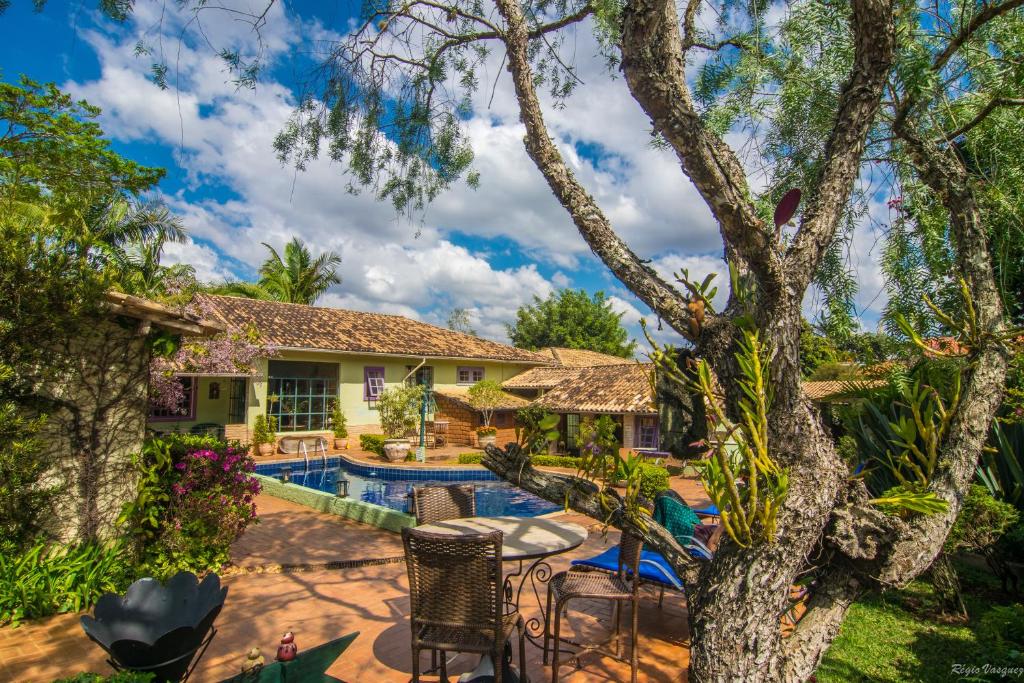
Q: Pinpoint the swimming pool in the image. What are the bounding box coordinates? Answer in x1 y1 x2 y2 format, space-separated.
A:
255 457 561 518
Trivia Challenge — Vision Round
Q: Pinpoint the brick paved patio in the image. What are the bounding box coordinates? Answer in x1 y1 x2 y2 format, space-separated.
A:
2 481 712 683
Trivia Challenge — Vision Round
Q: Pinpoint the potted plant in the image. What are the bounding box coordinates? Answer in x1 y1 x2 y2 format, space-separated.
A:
330 406 348 450
252 414 277 456
476 425 498 448
468 380 504 448
377 386 422 462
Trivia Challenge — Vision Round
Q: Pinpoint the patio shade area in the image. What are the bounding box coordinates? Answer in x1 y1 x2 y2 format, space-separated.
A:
2 490 703 682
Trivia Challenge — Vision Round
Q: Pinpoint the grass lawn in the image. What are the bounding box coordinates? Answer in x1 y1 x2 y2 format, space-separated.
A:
818 564 1022 682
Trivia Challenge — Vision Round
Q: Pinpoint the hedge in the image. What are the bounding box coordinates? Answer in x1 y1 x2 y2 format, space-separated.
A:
456 453 584 469
455 454 669 498
359 434 386 456
638 464 671 499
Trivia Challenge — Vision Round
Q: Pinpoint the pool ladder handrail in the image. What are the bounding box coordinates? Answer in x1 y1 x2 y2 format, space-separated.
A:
298 438 329 472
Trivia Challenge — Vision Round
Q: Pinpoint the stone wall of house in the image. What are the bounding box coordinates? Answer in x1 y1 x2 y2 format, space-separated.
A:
33 317 151 543
434 395 477 446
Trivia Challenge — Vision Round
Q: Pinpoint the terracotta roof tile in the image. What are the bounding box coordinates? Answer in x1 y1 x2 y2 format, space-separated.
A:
802 380 884 401
196 294 549 364
536 347 634 367
434 388 532 411
502 367 582 390
533 364 656 414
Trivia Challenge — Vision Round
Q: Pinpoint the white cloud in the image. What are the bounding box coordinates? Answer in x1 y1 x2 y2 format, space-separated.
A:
59 0 887 346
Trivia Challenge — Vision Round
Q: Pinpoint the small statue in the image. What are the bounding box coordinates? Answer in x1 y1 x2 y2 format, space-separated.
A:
276 631 298 662
241 647 265 674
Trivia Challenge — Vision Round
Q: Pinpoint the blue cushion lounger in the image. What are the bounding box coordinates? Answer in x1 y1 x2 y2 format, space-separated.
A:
570 539 712 590
693 504 719 518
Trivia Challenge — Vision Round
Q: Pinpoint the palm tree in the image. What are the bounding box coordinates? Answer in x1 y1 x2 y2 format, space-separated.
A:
210 237 342 305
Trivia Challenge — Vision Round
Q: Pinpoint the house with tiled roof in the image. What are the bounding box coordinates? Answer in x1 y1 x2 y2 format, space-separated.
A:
501 351 662 454
148 294 550 447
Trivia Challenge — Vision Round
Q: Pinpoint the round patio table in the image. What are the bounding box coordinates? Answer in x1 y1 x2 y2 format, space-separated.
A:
415 515 588 650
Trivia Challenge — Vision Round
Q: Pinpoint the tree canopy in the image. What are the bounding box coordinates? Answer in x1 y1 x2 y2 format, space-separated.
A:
210 237 342 305
507 289 636 358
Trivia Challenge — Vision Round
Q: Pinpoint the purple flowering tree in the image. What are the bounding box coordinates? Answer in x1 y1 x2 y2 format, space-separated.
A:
149 293 275 414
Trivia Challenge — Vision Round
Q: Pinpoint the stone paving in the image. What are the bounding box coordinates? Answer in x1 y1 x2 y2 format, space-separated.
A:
2 480 713 683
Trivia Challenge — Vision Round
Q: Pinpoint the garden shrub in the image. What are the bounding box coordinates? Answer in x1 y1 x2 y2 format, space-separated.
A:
377 386 422 438
360 434 386 456
54 673 154 683
0 539 129 627
120 434 260 578
976 603 1024 664
0 401 60 554
457 452 585 468
638 464 671 500
946 485 1019 554
534 455 584 468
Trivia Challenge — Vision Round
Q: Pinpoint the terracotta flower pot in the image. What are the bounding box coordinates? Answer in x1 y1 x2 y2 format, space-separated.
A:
257 443 274 457
333 438 346 450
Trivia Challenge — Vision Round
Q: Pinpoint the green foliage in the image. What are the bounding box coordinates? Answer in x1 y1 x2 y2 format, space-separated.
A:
376 385 422 439
808 362 864 382
835 332 906 365
251 414 276 447
945 485 1019 554
458 453 584 469
466 379 505 427
638 464 670 500
977 421 1024 510
0 399 59 553
839 359 964 515
507 289 636 358
690 329 789 546
514 406 559 454
447 308 477 336
799 319 839 377
0 539 130 627
53 673 154 683
119 434 260 579
0 76 163 206
209 237 341 305
976 604 1024 669
330 407 348 439
360 434 387 456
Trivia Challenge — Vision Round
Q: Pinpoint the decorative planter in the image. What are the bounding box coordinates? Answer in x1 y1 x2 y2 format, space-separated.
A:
383 439 411 462
547 440 559 455
477 434 496 448
257 443 275 457
333 438 347 450
80 572 227 682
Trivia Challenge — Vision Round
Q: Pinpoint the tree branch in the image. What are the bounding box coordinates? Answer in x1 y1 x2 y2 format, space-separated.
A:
619 0 784 295
932 0 1024 72
491 0 701 341
785 0 897 291
941 97 1024 142
481 443 702 584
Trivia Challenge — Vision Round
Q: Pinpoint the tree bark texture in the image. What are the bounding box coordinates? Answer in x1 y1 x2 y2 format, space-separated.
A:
471 0 1007 680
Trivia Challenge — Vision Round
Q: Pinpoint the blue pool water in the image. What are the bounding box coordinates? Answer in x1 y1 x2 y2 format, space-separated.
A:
255 457 561 517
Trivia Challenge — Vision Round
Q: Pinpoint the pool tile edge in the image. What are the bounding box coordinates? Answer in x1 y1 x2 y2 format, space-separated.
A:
255 473 416 533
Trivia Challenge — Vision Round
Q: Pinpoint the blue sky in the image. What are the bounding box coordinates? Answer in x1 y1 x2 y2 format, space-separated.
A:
0 0 887 345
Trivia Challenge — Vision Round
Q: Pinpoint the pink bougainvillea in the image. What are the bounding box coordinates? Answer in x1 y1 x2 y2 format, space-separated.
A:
149 294 276 413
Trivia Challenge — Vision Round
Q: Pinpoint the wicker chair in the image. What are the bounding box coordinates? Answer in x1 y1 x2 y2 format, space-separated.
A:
543 532 643 683
411 484 476 525
402 528 526 683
